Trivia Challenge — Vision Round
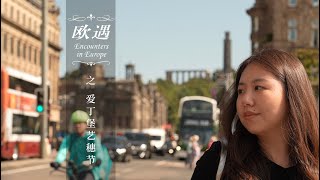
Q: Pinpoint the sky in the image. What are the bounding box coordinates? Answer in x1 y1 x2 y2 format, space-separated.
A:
56 0 255 83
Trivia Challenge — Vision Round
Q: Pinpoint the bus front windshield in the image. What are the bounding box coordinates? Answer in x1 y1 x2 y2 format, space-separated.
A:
182 100 212 115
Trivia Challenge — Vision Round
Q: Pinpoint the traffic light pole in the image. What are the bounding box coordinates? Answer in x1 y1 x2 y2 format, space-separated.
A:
40 0 48 159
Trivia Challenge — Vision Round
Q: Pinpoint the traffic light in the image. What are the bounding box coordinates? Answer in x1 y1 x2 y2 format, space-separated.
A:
36 90 44 113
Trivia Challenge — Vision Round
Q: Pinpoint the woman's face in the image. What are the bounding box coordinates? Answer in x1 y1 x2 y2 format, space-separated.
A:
236 63 288 136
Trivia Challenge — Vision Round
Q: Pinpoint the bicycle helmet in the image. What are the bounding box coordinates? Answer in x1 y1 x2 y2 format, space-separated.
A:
71 110 89 124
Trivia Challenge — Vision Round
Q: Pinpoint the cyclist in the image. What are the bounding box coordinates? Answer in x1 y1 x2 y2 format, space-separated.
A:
51 110 111 180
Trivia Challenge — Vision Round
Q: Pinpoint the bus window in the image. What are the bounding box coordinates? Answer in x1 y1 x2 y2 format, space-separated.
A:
12 114 40 134
9 76 38 94
182 100 212 114
8 76 50 98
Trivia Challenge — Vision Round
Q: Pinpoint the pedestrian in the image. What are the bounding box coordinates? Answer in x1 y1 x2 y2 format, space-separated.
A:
50 110 113 180
206 135 218 150
190 135 201 169
191 49 319 180
185 135 193 168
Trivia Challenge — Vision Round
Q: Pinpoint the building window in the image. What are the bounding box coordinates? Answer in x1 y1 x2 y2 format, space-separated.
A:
118 117 122 128
311 30 318 47
4 34 7 52
34 21 37 33
10 6 13 19
312 0 319 6
126 117 130 127
4 3 8 16
52 56 55 70
53 33 56 43
49 55 52 70
23 44 26 59
17 40 21 57
254 16 259 32
29 17 31 29
48 31 50 42
11 37 14 54
34 49 37 64
17 10 20 23
311 20 319 48
288 19 297 42
29 46 32 61
288 0 297 7
22 14 26 26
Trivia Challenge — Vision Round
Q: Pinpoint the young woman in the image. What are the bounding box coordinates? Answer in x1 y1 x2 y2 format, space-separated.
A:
191 49 319 180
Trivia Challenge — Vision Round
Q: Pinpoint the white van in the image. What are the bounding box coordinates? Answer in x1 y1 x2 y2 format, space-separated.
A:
142 128 166 155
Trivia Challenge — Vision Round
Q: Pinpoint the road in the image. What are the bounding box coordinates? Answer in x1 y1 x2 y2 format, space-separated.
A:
2 154 194 180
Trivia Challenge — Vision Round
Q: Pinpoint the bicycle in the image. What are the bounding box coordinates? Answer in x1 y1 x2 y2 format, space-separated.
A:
50 159 101 180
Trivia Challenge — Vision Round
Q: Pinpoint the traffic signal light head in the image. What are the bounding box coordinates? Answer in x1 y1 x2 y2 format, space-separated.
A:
36 104 44 113
36 90 44 113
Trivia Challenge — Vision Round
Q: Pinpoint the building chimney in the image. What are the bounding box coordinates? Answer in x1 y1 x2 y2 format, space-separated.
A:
125 64 135 80
224 31 232 73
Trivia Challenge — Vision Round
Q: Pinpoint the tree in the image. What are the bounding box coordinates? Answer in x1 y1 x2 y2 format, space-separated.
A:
293 48 319 98
156 78 218 129
62 69 82 80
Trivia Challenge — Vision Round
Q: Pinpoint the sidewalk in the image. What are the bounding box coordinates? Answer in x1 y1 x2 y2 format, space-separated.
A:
1 151 57 171
1 157 55 171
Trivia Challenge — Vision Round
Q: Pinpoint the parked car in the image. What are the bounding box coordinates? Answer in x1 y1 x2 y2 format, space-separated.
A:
102 135 132 162
142 128 166 156
124 132 152 159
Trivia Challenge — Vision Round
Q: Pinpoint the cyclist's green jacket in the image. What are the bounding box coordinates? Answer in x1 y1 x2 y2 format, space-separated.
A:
55 132 111 180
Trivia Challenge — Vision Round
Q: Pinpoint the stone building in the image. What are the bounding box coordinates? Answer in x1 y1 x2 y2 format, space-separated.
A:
166 70 211 84
1 0 61 137
247 0 319 53
59 64 167 132
104 74 167 131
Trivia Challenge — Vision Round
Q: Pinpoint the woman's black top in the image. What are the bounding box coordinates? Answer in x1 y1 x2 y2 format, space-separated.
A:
191 141 299 180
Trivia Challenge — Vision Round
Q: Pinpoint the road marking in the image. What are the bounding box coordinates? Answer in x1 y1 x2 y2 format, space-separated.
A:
1 164 49 175
155 160 166 166
122 168 133 173
155 160 185 168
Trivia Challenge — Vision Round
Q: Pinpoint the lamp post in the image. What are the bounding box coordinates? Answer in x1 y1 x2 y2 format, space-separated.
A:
40 0 48 159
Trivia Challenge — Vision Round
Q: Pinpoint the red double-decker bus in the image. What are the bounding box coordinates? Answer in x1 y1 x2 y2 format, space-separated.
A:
1 67 41 160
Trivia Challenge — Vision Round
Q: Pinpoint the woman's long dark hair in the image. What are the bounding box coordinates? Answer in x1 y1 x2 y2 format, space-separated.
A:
219 49 319 179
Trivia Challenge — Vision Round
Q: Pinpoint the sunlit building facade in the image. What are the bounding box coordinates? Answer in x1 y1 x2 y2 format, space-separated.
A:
247 0 319 53
1 0 61 158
